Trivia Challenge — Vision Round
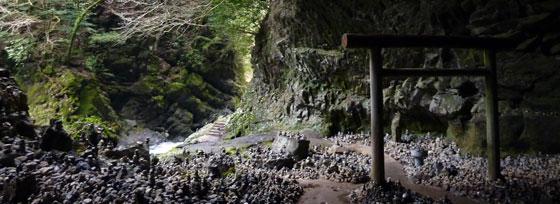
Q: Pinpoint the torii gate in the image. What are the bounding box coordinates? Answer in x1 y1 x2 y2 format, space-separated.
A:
341 34 516 185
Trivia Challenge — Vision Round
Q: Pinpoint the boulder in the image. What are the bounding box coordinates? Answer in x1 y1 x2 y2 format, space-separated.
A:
391 112 403 142
39 121 73 152
15 119 37 138
0 152 16 167
428 92 466 117
265 157 296 169
271 135 309 160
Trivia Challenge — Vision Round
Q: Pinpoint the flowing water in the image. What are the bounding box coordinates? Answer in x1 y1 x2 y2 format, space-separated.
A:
149 141 183 154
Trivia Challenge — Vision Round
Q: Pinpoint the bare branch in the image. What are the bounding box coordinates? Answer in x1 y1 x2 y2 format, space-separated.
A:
106 0 220 39
0 1 40 35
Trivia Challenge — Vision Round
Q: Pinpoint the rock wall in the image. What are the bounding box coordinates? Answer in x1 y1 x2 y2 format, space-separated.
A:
246 0 560 153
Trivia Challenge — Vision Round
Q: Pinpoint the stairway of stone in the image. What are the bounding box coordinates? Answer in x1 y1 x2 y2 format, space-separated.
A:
184 117 228 144
206 120 226 139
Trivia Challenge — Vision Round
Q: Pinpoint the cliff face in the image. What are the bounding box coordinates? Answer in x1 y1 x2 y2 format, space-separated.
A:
245 0 560 153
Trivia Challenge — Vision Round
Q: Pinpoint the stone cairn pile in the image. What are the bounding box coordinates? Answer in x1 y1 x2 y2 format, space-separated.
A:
327 132 370 146
384 133 560 203
0 138 304 203
233 131 371 184
349 180 448 204
0 69 304 203
0 68 36 140
234 144 371 184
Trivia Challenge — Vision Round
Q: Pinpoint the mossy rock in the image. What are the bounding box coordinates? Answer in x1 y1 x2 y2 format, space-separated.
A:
25 68 120 139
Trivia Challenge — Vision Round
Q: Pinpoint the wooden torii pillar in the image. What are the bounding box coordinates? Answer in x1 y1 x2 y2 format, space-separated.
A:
341 34 516 185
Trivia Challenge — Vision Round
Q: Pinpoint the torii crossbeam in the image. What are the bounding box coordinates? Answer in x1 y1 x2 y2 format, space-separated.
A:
341 34 517 185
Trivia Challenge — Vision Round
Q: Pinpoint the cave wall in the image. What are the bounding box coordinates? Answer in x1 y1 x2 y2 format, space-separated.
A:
247 0 560 153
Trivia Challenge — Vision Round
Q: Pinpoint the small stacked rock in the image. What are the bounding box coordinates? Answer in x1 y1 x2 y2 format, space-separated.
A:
384 133 560 203
233 143 370 184
0 68 36 139
327 132 370 145
349 180 449 203
0 142 304 203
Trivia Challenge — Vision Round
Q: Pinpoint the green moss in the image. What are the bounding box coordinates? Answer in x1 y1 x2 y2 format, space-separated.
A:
262 140 273 148
77 84 97 115
89 32 124 45
224 147 238 155
447 121 486 156
184 72 204 87
65 115 120 141
78 83 118 121
25 68 120 139
135 75 165 95
152 95 165 107
27 70 82 125
226 111 257 139
227 144 251 154
168 82 186 93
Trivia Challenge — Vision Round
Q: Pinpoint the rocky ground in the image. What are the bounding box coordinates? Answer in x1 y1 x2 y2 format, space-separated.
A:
0 69 303 204
228 145 371 184
350 181 449 204
0 139 304 203
383 133 560 203
0 132 441 204
322 131 560 203
175 131 446 203
4 65 559 203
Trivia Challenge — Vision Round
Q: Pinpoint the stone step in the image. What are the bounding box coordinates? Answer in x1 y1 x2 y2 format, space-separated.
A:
208 131 222 134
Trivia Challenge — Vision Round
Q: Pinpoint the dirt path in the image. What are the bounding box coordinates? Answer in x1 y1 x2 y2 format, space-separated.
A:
335 143 480 204
297 179 360 204
182 134 275 153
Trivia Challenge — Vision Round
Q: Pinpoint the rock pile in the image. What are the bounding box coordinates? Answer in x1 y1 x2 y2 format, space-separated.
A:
271 132 310 160
0 72 305 203
384 133 560 203
349 180 448 204
0 141 304 203
39 120 73 152
327 132 369 146
0 69 36 139
232 145 370 184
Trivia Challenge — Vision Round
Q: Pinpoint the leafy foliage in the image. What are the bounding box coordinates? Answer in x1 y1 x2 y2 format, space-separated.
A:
89 32 125 45
5 37 35 67
209 0 268 80
1 0 270 140
66 115 120 140
0 0 102 65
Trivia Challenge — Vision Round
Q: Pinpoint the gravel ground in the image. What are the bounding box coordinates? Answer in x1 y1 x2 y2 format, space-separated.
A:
383 133 560 203
350 180 450 204
0 138 303 204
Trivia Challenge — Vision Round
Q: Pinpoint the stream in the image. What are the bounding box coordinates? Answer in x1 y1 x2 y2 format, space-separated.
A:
149 141 183 154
